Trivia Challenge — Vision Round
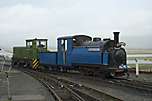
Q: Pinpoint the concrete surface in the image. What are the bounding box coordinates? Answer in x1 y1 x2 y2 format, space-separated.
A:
129 72 152 83
0 68 55 101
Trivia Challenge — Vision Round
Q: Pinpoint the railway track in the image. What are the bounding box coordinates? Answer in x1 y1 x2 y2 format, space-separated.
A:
49 71 152 93
21 69 122 101
17 68 152 101
40 78 89 101
110 78 152 93
24 70 92 101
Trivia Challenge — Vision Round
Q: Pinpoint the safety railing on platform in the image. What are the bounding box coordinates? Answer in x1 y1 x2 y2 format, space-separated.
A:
0 55 12 101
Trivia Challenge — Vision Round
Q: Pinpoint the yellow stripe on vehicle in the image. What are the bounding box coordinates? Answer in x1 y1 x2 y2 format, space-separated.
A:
32 59 39 69
33 61 39 69
33 59 37 64
35 63 39 69
33 61 39 68
32 59 36 69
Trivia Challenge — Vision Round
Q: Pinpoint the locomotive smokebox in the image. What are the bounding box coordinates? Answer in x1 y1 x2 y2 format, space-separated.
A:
113 32 120 46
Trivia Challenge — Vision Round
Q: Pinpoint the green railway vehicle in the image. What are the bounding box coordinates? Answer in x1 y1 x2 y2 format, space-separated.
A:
12 38 48 69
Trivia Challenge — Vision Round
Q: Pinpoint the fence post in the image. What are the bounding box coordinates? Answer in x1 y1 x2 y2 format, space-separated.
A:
135 58 139 77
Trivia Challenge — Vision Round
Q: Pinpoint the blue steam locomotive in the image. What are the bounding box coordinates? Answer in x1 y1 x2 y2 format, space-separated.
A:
38 32 127 77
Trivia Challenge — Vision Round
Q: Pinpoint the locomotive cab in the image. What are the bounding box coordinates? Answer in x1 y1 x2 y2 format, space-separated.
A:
26 38 48 52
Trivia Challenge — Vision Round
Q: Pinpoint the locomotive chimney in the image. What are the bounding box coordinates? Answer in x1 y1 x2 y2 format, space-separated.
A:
113 32 120 46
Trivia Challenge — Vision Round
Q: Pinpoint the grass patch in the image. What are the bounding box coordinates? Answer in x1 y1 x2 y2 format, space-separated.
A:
128 64 152 72
128 64 152 68
127 49 152 54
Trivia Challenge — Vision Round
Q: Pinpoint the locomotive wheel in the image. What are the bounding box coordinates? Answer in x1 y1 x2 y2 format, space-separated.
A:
125 72 130 79
12 61 18 68
104 70 115 78
23 62 30 68
109 72 115 77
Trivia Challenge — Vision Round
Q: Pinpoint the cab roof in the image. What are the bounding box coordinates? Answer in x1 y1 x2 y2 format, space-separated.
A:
26 38 48 42
57 35 92 41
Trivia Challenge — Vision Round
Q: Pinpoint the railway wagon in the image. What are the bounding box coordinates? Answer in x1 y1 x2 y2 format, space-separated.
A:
12 38 48 69
39 32 127 77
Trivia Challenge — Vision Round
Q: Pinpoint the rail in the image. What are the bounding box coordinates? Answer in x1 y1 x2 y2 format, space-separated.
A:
22 69 100 101
110 78 152 93
21 69 122 101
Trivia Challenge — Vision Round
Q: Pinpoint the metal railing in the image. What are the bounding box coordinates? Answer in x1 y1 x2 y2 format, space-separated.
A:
0 55 12 101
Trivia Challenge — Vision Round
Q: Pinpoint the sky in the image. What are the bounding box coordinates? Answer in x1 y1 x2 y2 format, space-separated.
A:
0 0 152 50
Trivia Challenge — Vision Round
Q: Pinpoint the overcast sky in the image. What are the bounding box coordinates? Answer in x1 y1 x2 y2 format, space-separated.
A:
0 0 152 50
